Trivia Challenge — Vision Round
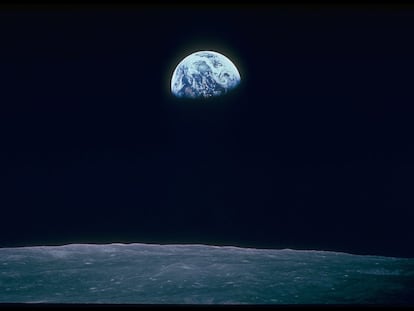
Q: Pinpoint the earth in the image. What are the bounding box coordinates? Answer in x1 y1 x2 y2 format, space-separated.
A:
171 51 241 99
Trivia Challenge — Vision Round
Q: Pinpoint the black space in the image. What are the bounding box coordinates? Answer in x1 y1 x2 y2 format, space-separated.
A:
1 5 414 258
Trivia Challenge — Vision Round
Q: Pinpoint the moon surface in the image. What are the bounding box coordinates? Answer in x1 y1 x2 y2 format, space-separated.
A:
1 243 413 304
171 51 241 99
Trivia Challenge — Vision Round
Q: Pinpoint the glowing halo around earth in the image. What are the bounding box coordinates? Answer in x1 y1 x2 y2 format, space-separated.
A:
171 50 241 99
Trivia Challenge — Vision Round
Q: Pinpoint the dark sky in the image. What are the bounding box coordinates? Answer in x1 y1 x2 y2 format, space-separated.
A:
1 5 414 258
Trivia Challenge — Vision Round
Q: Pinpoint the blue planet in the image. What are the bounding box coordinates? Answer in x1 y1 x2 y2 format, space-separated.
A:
171 51 241 99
